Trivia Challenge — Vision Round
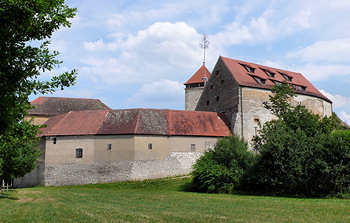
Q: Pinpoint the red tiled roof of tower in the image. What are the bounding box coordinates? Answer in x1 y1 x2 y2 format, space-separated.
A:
29 97 110 116
40 109 230 137
184 65 211 85
220 56 332 103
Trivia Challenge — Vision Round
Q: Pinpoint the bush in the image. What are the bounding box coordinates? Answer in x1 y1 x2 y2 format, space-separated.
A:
191 135 255 193
250 82 350 197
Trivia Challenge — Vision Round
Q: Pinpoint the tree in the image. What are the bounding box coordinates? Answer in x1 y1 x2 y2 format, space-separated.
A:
0 0 77 185
191 135 255 193
251 82 350 197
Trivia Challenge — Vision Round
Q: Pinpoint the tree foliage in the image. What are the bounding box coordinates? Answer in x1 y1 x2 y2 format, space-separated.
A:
0 0 77 183
252 82 350 196
191 135 255 193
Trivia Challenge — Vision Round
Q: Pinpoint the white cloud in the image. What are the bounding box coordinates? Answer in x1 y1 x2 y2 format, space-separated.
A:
126 79 184 109
81 22 221 85
319 90 350 109
340 111 350 125
293 63 350 81
288 38 350 62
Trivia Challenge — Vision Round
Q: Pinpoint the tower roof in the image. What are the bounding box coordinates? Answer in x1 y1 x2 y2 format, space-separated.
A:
184 65 211 85
220 56 332 103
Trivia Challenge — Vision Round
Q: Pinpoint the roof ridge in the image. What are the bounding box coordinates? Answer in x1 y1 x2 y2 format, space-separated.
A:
134 109 141 134
47 111 72 135
95 110 110 134
165 109 171 136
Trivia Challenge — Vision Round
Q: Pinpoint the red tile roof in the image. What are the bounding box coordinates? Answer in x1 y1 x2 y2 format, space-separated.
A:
29 97 110 116
40 109 230 137
220 56 332 103
184 65 211 85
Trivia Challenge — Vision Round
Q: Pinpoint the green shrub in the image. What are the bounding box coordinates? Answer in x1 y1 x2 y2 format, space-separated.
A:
251 82 350 197
191 135 255 193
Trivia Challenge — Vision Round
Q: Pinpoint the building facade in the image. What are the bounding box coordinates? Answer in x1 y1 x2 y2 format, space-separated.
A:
15 109 230 187
194 56 332 144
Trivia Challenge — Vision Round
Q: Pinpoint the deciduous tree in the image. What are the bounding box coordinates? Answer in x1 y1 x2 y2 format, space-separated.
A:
0 0 77 184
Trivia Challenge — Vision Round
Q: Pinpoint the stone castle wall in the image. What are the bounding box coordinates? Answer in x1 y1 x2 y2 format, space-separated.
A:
185 87 204 111
43 152 202 186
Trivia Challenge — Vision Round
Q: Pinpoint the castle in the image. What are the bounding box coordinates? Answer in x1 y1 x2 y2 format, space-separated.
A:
15 56 332 187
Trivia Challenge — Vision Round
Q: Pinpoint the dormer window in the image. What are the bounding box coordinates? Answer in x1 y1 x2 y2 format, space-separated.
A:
253 76 265 85
296 85 306 92
241 64 255 73
273 81 282 86
262 69 275 78
280 72 292 82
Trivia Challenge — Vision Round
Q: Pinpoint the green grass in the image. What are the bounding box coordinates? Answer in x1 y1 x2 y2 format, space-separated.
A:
1 177 350 222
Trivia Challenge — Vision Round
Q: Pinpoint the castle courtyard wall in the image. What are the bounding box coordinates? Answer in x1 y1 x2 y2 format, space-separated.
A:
14 134 220 187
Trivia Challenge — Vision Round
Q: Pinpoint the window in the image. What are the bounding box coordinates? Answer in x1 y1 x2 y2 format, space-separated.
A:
273 81 281 86
216 96 220 101
210 85 213 90
241 64 255 73
191 144 196 151
280 72 292 81
221 79 224 84
254 116 260 123
148 143 152 150
216 70 219 75
262 69 275 78
207 100 210 105
107 144 112 150
253 76 265 84
296 85 306 92
53 137 57 144
76 148 83 158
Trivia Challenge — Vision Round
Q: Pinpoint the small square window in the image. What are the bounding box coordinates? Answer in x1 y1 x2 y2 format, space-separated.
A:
216 96 220 101
148 143 152 150
191 144 196 151
207 100 210 105
210 85 213 90
216 70 219 75
76 148 83 158
221 79 224 84
53 137 57 144
107 144 112 150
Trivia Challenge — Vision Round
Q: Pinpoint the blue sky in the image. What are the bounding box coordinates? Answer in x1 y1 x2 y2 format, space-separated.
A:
31 0 350 124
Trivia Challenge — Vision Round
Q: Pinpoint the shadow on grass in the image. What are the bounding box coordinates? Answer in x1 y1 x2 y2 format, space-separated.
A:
178 180 350 199
0 191 18 200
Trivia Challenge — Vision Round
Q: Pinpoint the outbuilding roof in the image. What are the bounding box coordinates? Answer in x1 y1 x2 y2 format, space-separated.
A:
39 109 231 137
184 65 211 85
29 97 110 116
220 56 332 103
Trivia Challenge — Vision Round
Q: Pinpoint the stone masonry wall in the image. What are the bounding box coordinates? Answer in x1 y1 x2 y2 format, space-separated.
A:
234 87 333 147
43 152 203 186
195 57 240 130
185 87 204 111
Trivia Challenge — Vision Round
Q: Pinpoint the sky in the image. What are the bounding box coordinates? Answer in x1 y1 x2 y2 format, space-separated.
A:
30 0 350 124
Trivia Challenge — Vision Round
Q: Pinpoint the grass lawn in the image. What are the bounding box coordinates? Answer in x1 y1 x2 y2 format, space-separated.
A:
0 177 350 222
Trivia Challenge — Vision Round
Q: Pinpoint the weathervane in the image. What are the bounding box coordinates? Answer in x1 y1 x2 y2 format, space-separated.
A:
200 34 209 83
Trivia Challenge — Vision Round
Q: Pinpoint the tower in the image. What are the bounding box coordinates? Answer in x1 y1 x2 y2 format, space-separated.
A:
184 35 211 111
